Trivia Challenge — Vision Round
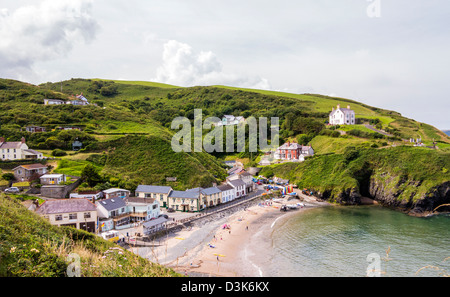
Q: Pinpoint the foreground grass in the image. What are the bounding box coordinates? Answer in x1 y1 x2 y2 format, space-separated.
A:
0 194 180 277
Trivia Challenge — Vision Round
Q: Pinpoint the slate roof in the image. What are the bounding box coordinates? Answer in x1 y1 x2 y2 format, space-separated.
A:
143 217 168 228
217 184 233 191
13 164 47 171
126 197 156 204
135 185 172 194
97 197 127 211
168 190 199 199
227 179 246 188
36 198 96 215
0 141 24 149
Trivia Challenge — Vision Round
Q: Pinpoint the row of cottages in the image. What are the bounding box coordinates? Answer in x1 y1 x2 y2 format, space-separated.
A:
35 188 161 233
0 137 43 161
329 104 355 125
135 177 252 213
274 142 315 161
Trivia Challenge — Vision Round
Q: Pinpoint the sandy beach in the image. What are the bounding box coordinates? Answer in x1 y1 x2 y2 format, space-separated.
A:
134 194 329 277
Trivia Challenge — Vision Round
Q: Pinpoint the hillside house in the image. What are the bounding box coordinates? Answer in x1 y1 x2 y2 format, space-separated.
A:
329 104 355 125
40 174 66 185
44 99 65 105
135 185 172 209
36 198 97 233
25 126 46 133
0 137 43 161
215 115 246 126
274 142 314 161
13 164 48 182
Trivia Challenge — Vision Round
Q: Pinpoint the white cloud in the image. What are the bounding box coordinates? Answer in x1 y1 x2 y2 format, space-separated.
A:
154 40 271 90
0 0 98 80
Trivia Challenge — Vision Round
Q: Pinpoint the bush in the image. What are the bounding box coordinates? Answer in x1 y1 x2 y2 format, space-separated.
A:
1 173 15 181
51 149 67 157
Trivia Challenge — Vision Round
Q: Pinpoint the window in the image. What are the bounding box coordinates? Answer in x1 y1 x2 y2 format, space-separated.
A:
160 194 163 200
69 213 77 220
153 204 157 209
84 212 91 219
55 214 63 221
145 193 151 198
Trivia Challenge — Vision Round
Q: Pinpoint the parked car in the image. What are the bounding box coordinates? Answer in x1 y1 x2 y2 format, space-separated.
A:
167 208 175 213
158 214 169 219
4 187 20 193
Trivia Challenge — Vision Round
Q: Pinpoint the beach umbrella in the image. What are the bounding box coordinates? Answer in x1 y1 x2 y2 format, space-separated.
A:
213 253 226 257
175 237 185 240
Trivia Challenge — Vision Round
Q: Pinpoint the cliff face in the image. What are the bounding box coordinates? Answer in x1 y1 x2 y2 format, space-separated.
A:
319 177 450 216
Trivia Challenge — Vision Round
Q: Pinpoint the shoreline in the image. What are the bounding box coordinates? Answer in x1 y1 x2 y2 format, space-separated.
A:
171 195 329 277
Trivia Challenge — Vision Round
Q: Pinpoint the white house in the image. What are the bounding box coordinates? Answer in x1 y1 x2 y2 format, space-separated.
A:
44 99 65 105
40 174 66 185
0 137 43 161
126 196 161 221
329 104 355 125
227 179 246 198
218 184 234 203
215 115 246 126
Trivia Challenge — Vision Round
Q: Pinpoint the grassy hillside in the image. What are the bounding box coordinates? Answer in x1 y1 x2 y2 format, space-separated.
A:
0 193 179 277
260 146 450 214
1 77 449 192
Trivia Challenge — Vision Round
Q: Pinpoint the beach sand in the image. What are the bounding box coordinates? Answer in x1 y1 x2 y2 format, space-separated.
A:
142 194 330 277
130 194 329 277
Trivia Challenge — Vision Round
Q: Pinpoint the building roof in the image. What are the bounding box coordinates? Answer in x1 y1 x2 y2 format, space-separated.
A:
238 171 253 177
0 141 25 149
168 190 199 199
135 185 172 194
13 164 47 171
103 188 130 194
217 184 233 191
201 187 221 195
40 174 64 179
23 149 42 155
143 217 168 228
36 198 96 215
278 142 303 150
126 196 156 204
96 197 127 211
227 179 246 188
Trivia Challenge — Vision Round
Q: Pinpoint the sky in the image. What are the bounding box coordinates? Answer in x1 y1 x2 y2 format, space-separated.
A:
1 0 449 130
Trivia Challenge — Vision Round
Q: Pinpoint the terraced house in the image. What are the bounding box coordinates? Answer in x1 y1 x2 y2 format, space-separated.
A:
135 185 172 209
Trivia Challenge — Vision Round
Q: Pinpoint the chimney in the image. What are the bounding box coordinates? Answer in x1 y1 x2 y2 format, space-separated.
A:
347 105 350 109
332 107 335 111
21 137 26 143
337 104 340 109
0 137 4 143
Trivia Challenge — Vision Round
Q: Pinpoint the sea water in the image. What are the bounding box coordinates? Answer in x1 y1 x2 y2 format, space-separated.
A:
264 205 450 277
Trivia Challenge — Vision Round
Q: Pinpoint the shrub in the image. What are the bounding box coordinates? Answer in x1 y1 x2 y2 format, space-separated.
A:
51 149 67 157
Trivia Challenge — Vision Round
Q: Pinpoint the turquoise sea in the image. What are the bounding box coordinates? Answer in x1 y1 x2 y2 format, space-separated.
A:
264 205 450 277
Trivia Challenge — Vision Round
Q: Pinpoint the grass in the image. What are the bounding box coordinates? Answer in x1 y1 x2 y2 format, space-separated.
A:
54 159 102 177
260 146 450 207
0 193 180 277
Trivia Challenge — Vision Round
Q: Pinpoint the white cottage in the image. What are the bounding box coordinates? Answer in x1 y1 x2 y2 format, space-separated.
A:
329 104 355 125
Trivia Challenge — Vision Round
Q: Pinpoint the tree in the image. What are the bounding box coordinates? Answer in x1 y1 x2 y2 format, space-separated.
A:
2 173 15 181
81 164 103 187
